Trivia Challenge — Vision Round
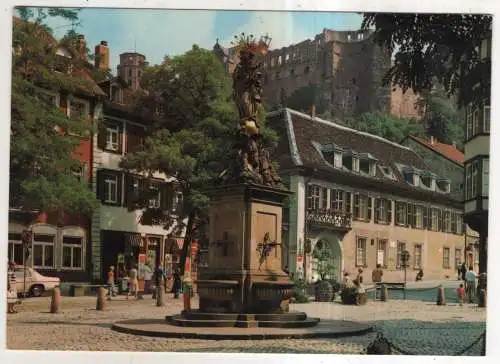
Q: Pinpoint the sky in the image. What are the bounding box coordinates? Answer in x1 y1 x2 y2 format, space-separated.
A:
40 8 363 73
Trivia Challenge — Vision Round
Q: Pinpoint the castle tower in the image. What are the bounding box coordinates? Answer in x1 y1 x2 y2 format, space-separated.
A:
117 52 148 91
94 41 110 70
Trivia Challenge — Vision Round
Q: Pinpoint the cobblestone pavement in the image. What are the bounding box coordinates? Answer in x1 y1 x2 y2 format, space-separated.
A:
6 294 486 355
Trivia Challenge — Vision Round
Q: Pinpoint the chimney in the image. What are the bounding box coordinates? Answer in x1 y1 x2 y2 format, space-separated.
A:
310 104 316 118
94 40 110 70
77 34 87 61
452 141 457 149
430 136 435 145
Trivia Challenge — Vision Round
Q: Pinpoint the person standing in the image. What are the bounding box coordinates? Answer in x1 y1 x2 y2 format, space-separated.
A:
460 263 467 282
172 270 182 299
143 263 153 294
372 264 384 299
465 266 477 303
106 266 116 300
127 265 139 300
456 283 466 306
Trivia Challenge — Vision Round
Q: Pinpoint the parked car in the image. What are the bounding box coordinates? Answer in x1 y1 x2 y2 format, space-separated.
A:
14 266 60 297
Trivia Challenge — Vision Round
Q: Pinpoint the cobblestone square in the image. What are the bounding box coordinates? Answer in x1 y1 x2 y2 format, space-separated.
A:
6 292 486 355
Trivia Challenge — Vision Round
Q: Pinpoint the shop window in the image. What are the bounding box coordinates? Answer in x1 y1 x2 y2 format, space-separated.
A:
8 232 24 266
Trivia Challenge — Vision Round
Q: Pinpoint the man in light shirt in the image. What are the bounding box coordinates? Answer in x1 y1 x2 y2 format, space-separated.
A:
465 266 477 303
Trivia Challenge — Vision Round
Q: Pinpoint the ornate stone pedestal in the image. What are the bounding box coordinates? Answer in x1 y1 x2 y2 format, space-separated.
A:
172 183 319 328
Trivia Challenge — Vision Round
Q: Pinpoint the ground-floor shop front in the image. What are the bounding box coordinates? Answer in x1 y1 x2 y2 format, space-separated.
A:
294 227 467 284
7 217 91 283
99 230 200 290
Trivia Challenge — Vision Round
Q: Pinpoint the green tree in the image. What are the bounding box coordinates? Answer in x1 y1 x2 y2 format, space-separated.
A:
336 111 425 143
312 241 337 281
284 83 329 114
121 45 277 275
362 13 491 108
11 7 99 223
418 90 464 149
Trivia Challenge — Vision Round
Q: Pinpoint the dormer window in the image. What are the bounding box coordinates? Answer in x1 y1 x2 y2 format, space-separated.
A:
359 159 376 176
333 152 342 168
420 173 436 190
352 157 360 173
379 165 397 180
342 155 353 171
437 179 451 193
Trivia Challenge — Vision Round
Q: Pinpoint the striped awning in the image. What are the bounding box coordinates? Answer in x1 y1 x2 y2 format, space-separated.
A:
165 238 184 252
125 233 142 247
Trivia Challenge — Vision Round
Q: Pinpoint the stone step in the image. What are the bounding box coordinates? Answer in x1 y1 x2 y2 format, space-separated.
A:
166 315 320 329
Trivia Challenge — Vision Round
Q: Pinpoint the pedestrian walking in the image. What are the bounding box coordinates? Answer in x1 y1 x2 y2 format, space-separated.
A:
127 265 139 300
416 269 424 281
106 266 116 300
456 283 465 306
465 266 477 303
172 270 182 299
143 263 153 294
7 281 18 314
460 263 467 282
372 264 384 299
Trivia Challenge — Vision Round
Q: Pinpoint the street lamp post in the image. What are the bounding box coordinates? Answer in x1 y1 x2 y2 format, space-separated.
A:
401 250 410 300
21 229 33 299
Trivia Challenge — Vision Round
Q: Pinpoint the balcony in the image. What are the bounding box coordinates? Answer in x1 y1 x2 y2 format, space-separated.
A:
306 208 352 233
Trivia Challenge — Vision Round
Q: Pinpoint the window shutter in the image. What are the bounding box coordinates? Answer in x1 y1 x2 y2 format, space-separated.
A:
306 185 313 210
345 192 352 214
367 196 373 221
406 203 412 227
451 212 457 234
330 188 336 209
374 198 380 223
116 173 123 206
97 123 106 149
160 183 172 211
321 187 328 209
387 200 392 224
423 206 428 229
97 170 105 202
124 174 132 207
118 124 124 154
438 209 443 231
353 194 360 219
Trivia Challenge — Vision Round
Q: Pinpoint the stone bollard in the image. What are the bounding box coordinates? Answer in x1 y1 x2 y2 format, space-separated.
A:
50 286 61 314
380 284 389 302
183 285 192 311
478 289 487 308
96 286 106 311
436 285 446 305
156 286 165 307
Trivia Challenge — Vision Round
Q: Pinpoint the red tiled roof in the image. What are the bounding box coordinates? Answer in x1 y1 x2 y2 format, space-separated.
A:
408 135 464 166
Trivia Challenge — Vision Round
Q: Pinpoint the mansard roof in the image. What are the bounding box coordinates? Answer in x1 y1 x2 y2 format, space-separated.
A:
267 108 460 205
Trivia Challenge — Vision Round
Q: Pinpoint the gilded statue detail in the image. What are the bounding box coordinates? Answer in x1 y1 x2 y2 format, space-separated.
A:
220 33 282 188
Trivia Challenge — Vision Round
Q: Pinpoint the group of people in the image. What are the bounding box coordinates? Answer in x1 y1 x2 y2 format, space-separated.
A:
106 264 183 300
342 268 366 305
456 263 478 305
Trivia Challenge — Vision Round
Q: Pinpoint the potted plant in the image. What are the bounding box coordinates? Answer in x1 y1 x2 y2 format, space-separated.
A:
313 241 338 302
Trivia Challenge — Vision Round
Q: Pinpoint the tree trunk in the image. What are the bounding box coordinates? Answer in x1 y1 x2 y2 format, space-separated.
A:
179 210 196 276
